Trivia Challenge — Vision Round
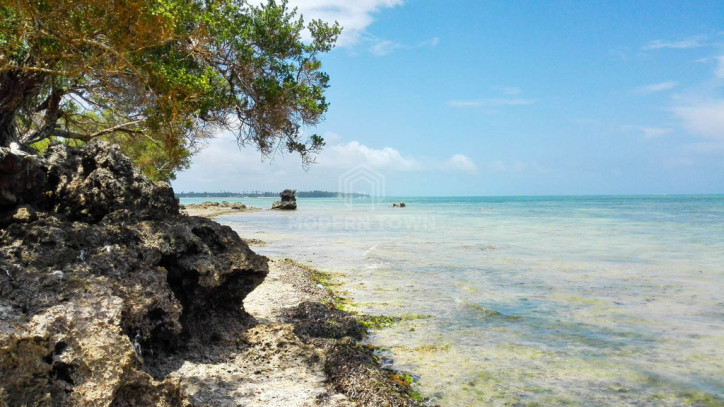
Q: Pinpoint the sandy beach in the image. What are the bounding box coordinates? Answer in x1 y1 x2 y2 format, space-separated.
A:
181 201 261 218
166 258 356 406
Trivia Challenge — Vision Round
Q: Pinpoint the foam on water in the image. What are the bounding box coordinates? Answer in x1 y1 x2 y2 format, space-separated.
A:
187 195 724 406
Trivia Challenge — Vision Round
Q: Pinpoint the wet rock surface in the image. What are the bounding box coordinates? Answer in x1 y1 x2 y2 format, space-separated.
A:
271 189 297 210
0 141 268 406
243 259 430 407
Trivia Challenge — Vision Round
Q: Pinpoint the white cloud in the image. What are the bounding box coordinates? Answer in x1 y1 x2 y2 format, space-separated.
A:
622 125 672 140
370 39 401 56
494 86 522 96
444 154 477 173
256 1 438 55
641 127 672 139
448 100 485 108
322 131 342 144
368 36 439 56
659 55 724 159
716 56 724 79
672 101 724 140
172 132 281 192
449 98 536 108
634 81 677 94
417 37 440 48
608 46 632 61
172 133 483 192
319 141 421 170
643 37 706 50
281 0 404 46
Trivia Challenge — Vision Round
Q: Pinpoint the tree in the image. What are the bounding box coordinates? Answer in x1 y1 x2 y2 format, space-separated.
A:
0 0 340 180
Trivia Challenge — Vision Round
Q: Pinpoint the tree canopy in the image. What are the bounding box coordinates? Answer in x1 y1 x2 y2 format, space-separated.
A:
0 0 340 180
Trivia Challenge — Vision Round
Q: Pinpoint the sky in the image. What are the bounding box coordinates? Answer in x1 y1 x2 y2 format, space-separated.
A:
172 0 724 196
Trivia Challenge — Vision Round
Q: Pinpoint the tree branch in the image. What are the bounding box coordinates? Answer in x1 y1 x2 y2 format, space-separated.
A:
20 87 65 145
89 120 143 138
44 129 91 142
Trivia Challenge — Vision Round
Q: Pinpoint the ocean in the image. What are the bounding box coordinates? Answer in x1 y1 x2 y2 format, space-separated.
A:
181 195 724 406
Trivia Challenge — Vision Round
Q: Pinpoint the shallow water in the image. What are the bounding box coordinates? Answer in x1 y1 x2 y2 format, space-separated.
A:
184 195 724 406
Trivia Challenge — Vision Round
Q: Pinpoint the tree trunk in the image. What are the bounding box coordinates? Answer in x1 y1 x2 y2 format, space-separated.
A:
0 70 46 147
0 111 18 148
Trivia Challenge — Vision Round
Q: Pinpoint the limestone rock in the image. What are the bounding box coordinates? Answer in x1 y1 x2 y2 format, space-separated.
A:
0 140 178 223
271 200 297 210
0 141 268 406
271 189 297 210
183 201 248 211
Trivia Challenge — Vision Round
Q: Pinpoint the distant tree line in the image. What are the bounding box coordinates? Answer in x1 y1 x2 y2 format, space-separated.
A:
176 190 369 198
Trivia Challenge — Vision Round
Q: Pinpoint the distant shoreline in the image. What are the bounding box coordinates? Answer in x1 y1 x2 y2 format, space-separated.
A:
176 191 369 198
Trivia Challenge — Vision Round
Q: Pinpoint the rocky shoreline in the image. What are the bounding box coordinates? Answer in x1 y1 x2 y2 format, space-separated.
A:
166 256 429 406
0 141 430 406
181 201 261 218
174 206 432 405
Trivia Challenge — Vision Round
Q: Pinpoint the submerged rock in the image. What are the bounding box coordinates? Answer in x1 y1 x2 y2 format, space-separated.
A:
0 141 268 406
271 189 297 210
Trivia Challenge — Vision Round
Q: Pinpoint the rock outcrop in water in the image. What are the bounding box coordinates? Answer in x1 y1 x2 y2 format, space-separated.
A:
182 201 249 211
0 141 268 406
271 189 297 210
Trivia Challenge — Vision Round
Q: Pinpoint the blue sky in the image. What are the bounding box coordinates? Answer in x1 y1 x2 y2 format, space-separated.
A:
172 0 724 196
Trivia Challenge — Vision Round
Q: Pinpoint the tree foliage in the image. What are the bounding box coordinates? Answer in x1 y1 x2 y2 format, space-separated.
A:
0 0 340 180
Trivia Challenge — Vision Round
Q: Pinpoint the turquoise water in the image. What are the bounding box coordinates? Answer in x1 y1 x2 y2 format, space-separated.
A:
183 195 724 406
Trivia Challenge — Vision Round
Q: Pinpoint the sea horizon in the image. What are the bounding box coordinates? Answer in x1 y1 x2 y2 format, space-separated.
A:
180 192 724 199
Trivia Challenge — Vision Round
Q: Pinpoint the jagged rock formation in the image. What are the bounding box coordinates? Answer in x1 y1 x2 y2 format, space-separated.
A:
271 189 297 210
0 141 268 406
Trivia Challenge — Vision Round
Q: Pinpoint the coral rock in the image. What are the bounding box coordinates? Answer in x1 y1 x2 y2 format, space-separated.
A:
0 141 268 406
